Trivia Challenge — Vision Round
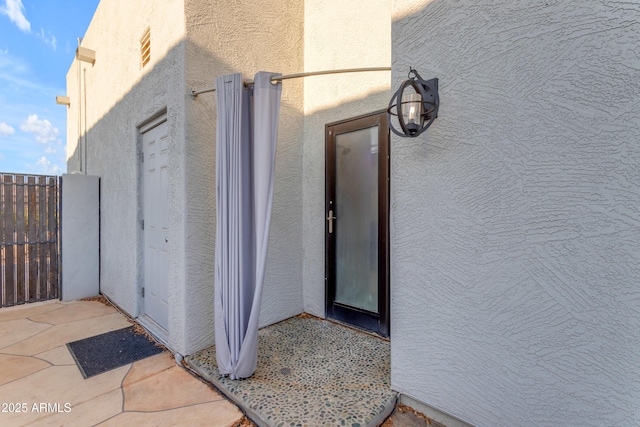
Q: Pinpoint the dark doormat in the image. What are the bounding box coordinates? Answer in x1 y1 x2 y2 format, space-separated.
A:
67 326 164 379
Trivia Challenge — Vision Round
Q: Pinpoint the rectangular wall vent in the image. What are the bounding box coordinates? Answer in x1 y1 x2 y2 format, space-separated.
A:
140 28 151 68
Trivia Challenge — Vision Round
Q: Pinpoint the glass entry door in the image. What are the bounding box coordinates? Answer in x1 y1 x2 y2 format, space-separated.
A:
325 111 389 337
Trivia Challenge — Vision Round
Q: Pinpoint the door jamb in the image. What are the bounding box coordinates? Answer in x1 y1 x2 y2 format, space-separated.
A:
137 111 168 326
324 109 390 337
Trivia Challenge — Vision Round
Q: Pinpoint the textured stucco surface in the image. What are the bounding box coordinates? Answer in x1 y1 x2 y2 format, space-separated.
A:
66 0 187 351
302 0 391 318
66 0 305 356
184 0 305 348
391 1 640 426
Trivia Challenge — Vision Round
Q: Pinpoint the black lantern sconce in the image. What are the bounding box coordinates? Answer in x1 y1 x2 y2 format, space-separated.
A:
387 68 439 137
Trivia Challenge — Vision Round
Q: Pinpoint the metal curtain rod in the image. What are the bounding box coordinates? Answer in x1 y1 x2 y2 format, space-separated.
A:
190 66 391 99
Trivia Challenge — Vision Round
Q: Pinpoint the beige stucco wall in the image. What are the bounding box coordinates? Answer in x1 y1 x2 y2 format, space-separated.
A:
302 0 392 317
65 0 188 351
184 0 305 350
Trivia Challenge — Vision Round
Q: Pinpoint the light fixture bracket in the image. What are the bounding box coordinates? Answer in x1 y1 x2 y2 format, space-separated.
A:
387 68 439 137
76 46 96 64
56 96 71 106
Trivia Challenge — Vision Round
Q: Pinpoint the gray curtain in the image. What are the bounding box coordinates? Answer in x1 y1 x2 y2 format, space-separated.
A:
214 72 282 379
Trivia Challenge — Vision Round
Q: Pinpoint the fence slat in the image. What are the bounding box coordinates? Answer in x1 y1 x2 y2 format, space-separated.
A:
47 177 57 299
0 173 59 308
38 176 47 300
3 175 16 306
27 176 38 301
15 176 26 304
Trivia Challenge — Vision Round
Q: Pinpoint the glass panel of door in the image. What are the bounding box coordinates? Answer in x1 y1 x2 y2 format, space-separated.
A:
334 126 379 313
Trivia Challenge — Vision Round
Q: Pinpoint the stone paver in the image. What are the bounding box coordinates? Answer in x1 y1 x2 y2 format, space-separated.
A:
29 301 117 325
98 401 241 427
0 318 51 349
187 316 397 427
0 354 50 386
0 362 130 425
0 300 242 427
1 313 133 356
123 359 217 411
0 301 63 322
122 352 175 386
27 388 123 427
33 345 76 366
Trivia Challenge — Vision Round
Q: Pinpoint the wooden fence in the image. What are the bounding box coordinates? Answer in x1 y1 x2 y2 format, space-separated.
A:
0 173 60 307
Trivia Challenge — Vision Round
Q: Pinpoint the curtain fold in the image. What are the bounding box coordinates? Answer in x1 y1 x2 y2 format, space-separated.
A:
214 72 282 379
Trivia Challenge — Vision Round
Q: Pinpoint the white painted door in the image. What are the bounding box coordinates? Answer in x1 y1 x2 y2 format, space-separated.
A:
142 117 169 331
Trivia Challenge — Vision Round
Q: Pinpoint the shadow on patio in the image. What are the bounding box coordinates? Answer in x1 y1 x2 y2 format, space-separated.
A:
186 315 397 427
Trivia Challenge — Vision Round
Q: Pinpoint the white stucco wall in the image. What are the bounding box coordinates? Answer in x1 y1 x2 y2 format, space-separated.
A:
184 0 305 345
391 1 640 426
302 0 391 318
65 0 188 352
60 174 100 301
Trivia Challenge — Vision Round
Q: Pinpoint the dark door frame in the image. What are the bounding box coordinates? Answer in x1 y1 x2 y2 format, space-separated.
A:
325 110 390 337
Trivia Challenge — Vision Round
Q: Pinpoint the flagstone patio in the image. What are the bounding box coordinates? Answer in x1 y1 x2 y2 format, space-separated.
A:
186 316 397 427
0 300 242 427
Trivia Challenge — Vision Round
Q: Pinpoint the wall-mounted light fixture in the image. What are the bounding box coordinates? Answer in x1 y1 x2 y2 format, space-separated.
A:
56 96 71 106
387 68 439 137
76 46 96 64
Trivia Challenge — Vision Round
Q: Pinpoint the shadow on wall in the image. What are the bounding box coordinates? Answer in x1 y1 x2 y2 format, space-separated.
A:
66 36 393 355
64 1 640 425
67 38 306 354
298 85 391 319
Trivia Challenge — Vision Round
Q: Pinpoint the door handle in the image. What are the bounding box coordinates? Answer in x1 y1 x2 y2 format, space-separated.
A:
327 209 336 234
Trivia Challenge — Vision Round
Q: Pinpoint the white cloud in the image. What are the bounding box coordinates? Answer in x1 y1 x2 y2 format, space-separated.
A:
0 50 62 97
0 121 15 136
37 28 56 51
0 153 4 160
36 156 61 175
0 49 29 75
0 0 30 33
0 2 57 51
20 114 59 144
44 139 63 154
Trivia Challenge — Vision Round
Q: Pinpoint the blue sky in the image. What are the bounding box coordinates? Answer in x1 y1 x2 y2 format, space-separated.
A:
0 0 99 175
